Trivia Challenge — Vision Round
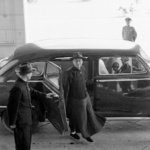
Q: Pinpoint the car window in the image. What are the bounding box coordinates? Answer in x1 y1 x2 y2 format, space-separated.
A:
52 57 72 73
30 61 45 76
98 56 146 75
45 62 60 88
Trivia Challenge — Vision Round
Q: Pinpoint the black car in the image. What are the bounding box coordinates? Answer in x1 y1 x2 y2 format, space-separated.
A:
0 39 150 133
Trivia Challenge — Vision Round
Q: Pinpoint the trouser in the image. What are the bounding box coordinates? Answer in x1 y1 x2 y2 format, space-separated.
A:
69 116 76 133
14 125 32 150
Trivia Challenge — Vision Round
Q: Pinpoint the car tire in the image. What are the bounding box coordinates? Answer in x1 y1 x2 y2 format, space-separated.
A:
1 110 39 133
1 111 13 133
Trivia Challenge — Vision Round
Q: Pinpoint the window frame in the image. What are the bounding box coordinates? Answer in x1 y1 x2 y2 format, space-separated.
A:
98 56 147 76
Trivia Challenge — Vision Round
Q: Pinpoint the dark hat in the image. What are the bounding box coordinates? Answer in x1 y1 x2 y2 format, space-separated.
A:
112 62 119 68
70 52 86 60
17 63 36 75
125 17 132 21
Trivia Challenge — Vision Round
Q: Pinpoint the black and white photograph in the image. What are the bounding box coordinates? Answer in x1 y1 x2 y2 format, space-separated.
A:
0 0 150 150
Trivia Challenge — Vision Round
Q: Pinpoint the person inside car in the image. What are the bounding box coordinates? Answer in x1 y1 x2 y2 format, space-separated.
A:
119 57 131 73
119 57 132 93
112 62 120 74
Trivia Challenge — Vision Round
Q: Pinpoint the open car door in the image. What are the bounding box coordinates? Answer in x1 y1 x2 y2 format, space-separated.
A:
43 61 68 134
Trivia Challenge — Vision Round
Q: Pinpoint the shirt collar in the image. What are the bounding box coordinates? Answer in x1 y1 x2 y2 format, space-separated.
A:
17 77 28 85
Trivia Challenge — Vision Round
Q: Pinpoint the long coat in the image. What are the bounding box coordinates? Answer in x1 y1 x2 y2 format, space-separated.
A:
63 66 106 138
7 77 46 127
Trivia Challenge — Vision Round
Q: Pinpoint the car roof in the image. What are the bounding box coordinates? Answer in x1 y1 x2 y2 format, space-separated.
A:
13 39 141 60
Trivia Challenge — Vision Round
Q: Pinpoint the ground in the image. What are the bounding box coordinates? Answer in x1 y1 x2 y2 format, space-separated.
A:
0 119 150 150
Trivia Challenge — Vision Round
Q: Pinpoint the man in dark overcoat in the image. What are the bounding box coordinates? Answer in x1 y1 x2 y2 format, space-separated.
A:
63 52 106 142
7 63 54 150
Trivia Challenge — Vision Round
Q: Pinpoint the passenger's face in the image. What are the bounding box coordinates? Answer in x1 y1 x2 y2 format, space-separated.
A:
113 66 119 72
73 58 83 69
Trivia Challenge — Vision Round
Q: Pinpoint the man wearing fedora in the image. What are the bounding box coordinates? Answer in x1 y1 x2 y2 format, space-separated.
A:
120 57 131 73
7 63 55 150
63 52 106 143
122 17 137 42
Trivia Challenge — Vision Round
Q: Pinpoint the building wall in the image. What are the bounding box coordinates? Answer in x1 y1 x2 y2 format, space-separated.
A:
0 0 25 58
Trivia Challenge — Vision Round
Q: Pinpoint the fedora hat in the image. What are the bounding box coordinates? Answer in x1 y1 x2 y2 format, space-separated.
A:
17 63 36 75
70 52 86 60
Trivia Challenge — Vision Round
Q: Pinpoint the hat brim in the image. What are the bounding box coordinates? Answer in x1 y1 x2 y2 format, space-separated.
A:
70 57 86 60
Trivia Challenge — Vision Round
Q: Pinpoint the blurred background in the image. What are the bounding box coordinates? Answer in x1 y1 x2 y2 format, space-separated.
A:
0 0 150 57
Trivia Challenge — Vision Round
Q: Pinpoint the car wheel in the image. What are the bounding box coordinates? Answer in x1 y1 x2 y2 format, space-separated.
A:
1 111 13 133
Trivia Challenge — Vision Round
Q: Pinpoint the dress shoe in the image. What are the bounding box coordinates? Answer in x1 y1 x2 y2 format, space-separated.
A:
85 137 93 142
70 133 80 140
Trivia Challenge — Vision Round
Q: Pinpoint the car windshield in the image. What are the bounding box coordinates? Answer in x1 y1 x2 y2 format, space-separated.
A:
0 54 14 68
140 48 150 67
0 59 18 76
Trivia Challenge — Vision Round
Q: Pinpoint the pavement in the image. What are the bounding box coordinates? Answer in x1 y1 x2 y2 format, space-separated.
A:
0 119 150 150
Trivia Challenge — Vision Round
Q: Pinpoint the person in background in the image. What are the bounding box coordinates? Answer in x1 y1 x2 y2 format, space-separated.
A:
122 17 137 42
119 57 131 73
7 63 55 150
112 62 120 74
63 52 106 143
119 57 132 92
108 62 120 91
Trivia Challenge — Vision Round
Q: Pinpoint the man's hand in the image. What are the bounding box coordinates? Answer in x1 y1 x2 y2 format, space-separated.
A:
10 125 16 129
46 93 58 99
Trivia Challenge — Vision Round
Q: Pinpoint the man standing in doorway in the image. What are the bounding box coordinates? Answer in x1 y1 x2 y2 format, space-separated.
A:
7 63 54 150
63 52 106 143
122 17 137 42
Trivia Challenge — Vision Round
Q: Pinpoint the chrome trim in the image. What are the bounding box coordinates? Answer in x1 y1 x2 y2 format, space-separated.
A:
7 80 14 82
0 106 7 108
7 80 43 83
96 78 150 82
46 61 61 70
44 77 59 89
107 117 150 120
43 82 58 95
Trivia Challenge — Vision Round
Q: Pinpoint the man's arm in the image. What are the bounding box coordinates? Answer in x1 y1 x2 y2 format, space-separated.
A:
30 87 55 102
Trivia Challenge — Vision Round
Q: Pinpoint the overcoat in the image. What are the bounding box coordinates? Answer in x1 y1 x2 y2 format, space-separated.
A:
7 77 46 127
63 66 106 138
